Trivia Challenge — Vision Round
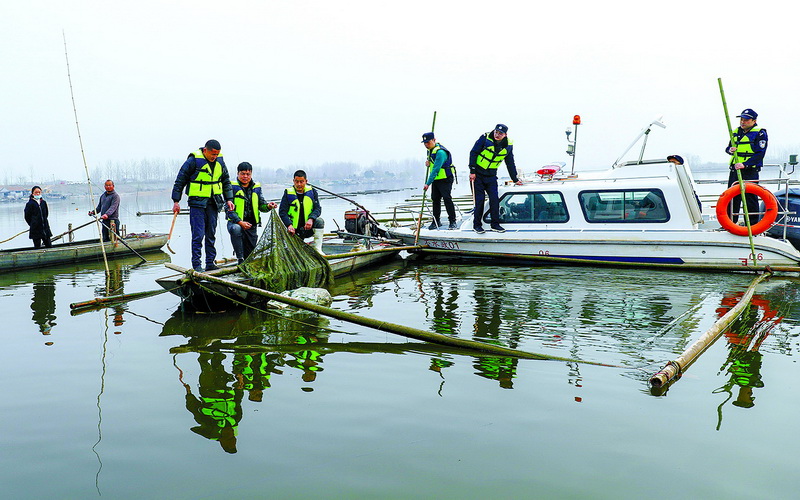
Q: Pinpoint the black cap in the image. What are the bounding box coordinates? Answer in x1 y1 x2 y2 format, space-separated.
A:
667 155 684 165
494 124 508 134
204 139 221 150
237 162 252 172
736 109 758 120
421 132 435 143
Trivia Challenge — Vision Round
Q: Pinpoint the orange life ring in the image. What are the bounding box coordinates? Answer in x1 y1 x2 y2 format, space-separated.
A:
715 182 778 236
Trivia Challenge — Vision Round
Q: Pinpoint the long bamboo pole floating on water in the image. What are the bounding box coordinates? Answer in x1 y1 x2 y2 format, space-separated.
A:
322 244 423 260
166 263 615 366
649 271 771 389
69 288 169 313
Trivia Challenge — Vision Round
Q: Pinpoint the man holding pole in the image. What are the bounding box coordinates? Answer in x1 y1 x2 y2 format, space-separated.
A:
725 108 768 226
88 179 120 242
468 124 523 234
422 132 457 230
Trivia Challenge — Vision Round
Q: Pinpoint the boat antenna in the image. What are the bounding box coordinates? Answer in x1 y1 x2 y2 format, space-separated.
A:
63 31 111 280
612 116 666 168
566 115 581 175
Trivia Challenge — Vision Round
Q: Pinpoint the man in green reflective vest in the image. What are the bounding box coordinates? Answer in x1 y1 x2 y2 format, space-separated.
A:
226 162 277 264
468 124 523 234
422 132 457 230
725 108 768 226
171 139 235 272
278 169 325 254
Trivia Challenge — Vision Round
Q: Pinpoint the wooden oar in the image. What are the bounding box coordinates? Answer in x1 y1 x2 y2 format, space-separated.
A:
166 211 178 254
0 229 28 245
50 219 95 243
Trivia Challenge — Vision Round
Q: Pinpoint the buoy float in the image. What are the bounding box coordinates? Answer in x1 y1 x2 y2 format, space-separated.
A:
715 183 778 236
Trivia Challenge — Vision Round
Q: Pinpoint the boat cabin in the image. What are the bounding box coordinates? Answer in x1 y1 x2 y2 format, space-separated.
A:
477 159 704 230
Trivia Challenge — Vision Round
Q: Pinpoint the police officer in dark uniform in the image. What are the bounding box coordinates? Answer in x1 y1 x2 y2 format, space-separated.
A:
422 132 457 230
725 108 768 226
468 124 523 234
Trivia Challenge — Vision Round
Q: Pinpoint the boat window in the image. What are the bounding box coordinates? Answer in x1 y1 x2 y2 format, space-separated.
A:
493 192 569 224
580 189 669 223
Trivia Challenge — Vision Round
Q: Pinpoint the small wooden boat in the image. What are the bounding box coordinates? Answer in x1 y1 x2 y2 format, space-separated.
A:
156 242 411 312
0 232 169 271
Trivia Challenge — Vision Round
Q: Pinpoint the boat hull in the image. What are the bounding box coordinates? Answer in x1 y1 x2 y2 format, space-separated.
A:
387 226 800 271
157 245 403 312
0 233 169 271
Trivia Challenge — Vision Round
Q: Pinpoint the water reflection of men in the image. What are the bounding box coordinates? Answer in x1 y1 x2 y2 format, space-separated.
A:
430 281 460 335
183 352 243 454
472 285 519 389
31 279 57 337
233 352 282 402
287 334 324 391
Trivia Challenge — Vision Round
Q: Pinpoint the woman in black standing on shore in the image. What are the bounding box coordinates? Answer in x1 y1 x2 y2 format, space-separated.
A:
24 186 52 249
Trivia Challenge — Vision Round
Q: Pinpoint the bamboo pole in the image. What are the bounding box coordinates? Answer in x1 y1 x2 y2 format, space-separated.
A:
649 271 771 389
69 288 168 313
169 264 615 366
50 219 95 242
322 245 422 260
718 78 757 264
0 229 28 245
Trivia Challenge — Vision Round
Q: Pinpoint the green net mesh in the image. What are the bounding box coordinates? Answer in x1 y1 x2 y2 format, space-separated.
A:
240 210 333 292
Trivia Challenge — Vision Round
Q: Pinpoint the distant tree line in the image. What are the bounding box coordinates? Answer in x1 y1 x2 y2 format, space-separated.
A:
82 158 426 186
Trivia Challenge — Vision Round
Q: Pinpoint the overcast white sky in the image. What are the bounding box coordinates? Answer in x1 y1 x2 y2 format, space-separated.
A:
4 0 800 182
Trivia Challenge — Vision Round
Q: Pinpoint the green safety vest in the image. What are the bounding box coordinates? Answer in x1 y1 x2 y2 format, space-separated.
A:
426 144 454 181
285 186 317 228
730 127 762 166
476 133 513 171
187 150 224 198
231 180 263 224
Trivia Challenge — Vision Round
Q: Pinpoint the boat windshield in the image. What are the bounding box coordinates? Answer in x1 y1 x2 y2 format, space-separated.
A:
579 189 669 223
495 192 569 224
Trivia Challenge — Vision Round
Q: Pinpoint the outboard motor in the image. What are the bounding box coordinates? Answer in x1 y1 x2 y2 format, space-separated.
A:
343 210 386 241
344 209 368 240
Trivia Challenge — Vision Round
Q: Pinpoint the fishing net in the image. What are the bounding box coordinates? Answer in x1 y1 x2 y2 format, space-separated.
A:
240 211 333 293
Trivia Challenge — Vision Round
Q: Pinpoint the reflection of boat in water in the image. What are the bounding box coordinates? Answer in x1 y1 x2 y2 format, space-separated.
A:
0 232 168 271
156 242 405 312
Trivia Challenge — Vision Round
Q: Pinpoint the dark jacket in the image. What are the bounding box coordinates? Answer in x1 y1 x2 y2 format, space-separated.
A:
468 133 520 182
95 190 121 219
25 198 52 240
171 152 234 210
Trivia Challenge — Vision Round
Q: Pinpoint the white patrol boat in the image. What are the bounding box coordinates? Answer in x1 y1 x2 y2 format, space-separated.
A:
385 119 800 272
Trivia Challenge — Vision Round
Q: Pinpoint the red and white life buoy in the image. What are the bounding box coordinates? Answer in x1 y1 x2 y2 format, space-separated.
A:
715 182 778 236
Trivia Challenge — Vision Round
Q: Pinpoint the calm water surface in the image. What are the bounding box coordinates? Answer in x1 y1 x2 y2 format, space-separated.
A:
2 186 800 499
